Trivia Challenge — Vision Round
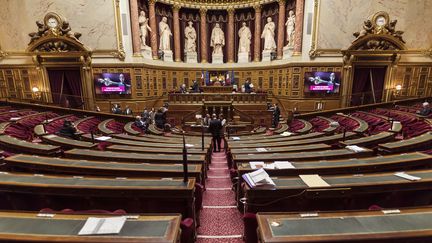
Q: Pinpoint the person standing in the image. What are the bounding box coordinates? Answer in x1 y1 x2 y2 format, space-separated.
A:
273 103 280 128
208 114 222 152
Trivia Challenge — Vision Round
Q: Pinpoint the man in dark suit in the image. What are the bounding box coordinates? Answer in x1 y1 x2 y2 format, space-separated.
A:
272 103 280 128
208 114 222 152
57 120 78 139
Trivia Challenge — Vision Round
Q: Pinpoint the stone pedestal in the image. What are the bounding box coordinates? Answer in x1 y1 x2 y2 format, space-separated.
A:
262 50 273 62
212 53 223 64
141 46 152 60
283 45 294 59
162 50 174 62
185 51 198 63
237 52 250 63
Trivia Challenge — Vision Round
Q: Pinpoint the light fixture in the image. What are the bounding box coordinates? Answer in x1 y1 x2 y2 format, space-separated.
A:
32 87 39 93
395 84 402 91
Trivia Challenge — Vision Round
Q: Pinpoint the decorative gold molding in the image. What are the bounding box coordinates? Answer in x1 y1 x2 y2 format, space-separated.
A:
112 0 125 61
158 0 275 10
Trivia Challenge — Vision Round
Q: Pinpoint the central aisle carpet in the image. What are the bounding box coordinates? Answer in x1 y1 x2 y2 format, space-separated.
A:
196 145 244 242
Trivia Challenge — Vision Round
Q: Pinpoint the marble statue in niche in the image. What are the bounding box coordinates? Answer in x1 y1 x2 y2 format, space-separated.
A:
261 17 276 52
159 17 172 51
138 11 152 47
285 10 295 47
211 23 225 63
238 22 251 54
238 22 251 63
184 21 198 63
184 21 197 52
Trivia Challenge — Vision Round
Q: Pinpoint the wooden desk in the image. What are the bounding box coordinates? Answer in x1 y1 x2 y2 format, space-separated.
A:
124 121 141 135
0 211 181 243
230 143 331 154
112 133 212 144
338 114 369 133
317 116 339 133
233 148 373 163
228 132 324 144
243 169 432 213
41 134 97 149
5 154 204 184
257 207 432 243
0 135 61 155
229 132 358 149
340 131 396 148
378 132 432 153
294 119 313 134
97 118 116 135
107 145 208 155
0 172 196 220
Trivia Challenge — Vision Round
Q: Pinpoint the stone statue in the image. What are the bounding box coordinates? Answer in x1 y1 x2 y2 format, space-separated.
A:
261 17 276 51
210 23 225 55
138 11 151 47
238 22 251 54
159 17 172 51
184 21 197 52
285 10 295 47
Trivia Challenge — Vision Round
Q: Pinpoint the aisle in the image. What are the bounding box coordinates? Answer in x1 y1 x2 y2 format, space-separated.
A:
196 144 244 242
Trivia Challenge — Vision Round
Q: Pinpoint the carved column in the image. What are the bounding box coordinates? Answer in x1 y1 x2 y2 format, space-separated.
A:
200 8 208 63
253 5 262 62
293 0 305 54
129 0 141 55
276 0 286 59
173 4 181 62
148 0 158 59
227 7 235 63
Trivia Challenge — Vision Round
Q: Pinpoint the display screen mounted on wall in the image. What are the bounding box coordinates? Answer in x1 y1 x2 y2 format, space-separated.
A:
304 72 341 93
94 73 132 95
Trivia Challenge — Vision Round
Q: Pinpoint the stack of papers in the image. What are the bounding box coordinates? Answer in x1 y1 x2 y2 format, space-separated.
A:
232 137 241 140
249 161 274 169
394 172 421 181
78 216 127 235
274 161 295 169
299 174 331 188
346 145 367 153
280 132 293 137
256 148 268 152
95 136 112 141
242 168 275 188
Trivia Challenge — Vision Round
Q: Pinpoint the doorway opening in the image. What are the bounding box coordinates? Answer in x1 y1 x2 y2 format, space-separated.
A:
351 66 387 106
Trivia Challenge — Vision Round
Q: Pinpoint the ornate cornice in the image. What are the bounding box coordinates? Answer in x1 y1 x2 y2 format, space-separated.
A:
157 0 275 10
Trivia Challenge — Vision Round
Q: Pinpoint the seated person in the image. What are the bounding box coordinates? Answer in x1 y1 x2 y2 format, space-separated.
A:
134 116 148 132
179 84 187 94
57 120 78 139
417 102 431 116
123 105 133 115
112 104 122 114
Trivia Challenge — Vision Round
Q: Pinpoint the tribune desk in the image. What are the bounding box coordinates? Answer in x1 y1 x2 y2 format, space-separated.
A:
0 211 181 243
243 169 432 213
256 207 432 242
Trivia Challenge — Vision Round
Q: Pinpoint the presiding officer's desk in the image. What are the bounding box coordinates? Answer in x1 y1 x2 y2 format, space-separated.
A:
243 169 432 213
0 172 196 221
0 211 181 243
256 207 432 243
4 154 204 185
228 132 358 149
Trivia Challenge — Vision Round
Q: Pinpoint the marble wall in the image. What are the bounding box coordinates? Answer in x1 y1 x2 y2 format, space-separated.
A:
0 0 118 51
317 0 432 49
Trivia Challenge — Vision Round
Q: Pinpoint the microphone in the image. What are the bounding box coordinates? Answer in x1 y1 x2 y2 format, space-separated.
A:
342 127 347 141
90 130 95 144
182 133 188 183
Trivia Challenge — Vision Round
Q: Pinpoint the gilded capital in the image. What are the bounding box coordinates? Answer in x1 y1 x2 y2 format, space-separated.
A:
173 3 181 11
148 0 157 5
278 0 286 5
227 7 235 15
253 4 261 12
199 7 207 15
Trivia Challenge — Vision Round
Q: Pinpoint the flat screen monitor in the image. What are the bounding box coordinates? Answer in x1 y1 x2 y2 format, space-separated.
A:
94 73 131 95
304 72 341 94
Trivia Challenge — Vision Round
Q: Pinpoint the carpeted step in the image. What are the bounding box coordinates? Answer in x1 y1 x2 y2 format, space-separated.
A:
197 208 244 236
202 190 236 207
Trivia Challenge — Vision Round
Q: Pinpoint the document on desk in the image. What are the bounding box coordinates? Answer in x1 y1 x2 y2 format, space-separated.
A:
280 132 293 137
256 148 268 152
274 161 295 169
78 216 127 235
345 145 367 153
394 172 421 181
243 168 275 188
249 161 265 169
96 136 112 141
299 174 330 188
232 137 241 140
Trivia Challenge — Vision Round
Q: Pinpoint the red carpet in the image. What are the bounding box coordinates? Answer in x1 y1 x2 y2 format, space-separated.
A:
197 144 244 242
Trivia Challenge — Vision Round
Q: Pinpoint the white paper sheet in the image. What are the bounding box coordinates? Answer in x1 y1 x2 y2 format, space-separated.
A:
299 174 331 188
95 136 112 141
394 172 421 181
256 148 268 152
78 216 126 235
274 161 295 169
249 161 265 169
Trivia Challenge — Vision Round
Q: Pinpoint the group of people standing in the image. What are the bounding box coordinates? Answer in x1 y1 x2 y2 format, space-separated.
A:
205 113 227 152
112 104 133 115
